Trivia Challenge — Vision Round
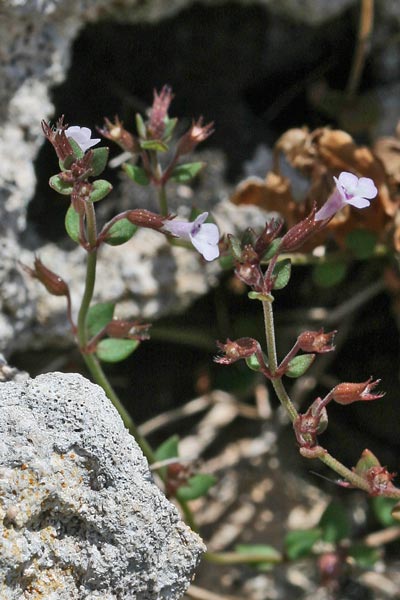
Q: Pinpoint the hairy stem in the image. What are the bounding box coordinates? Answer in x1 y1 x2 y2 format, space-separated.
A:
262 299 298 422
75 200 200 529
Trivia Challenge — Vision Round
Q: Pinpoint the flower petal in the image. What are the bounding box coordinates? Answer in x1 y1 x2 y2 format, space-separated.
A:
190 224 220 261
337 171 358 191
191 237 220 261
66 125 100 152
356 177 378 199
315 190 346 221
163 219 192 240
346 196 371 209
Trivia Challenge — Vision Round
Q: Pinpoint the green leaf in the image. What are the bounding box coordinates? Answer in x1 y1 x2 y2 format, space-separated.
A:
49 174 73 195
140 139 169 152
348 544 381 569
68 137 84 159
312 261 347 288
227 235 242 260
371 497 398 527
163 117 178 141
286 354 315 378
89 179 113 202
135 113 147 138
90 147 109 177
284 529 322 560
170 162 205 183
177 473 217 501
245 352 268 372
86 302 115 338
154 435 180 462
123 163 150 186
65 205 80 243
345 230 377 260
96 338 139 363
219 255 235 270
104 218 137 246
262 238 282 261
354 449 381 475
272 259 291 290
59 154 75 171
235 544 282 569
319 501 350 543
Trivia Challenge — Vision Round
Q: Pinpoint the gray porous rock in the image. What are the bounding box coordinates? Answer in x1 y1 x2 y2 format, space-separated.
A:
0 371 205 599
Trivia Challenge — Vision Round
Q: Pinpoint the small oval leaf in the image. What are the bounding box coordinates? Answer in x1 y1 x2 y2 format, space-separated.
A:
313 261 347 288
154 435 180 462
65 205 80 243
96 338 139 363
89 179 113 202
135 113 147 138
177 473 217 501
348 544 381 569
86 302 115 338
90 147 109 177
49 174 73 195
140 139 168 152
284 529 322 560
246 352 268 372
170 162 205 183
272 259 291 290
319 501 350 543
68 137 84 159
371 496 398 527
123 164 150 186
104 218 138 246
235 544 282 567
162 117 178 141
262 238 282 261
286 353 315 378
345 229 377 260
227 234 242 260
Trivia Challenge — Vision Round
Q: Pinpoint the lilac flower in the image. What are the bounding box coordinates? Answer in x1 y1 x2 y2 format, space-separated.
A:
315 171 378 221
163 212 220 261
65 126 101 153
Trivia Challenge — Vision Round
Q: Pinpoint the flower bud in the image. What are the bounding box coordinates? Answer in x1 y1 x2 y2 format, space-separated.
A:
279 203 325 252
254 218 283 257
297 329 337 353
332 377 384 405
294 399 328 448
105 319 151 341
42 116 74 162
215 337 261 365
175 117 214 156
23 257 69 297
366 466 396 495
98 116 139 153
147 85 174 139
126 209 166 231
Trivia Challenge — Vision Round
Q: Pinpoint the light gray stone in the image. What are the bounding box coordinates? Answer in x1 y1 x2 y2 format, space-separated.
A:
0 371 205 599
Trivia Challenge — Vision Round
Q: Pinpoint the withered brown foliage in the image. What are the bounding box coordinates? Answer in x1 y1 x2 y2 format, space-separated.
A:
231 126 400 251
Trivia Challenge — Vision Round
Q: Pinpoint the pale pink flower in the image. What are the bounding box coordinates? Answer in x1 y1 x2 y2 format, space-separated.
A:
315 171 378 221
163 212 220 261
65 126 101 153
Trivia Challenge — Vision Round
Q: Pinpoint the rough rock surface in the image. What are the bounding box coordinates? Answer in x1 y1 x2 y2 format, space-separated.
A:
0 371 205 599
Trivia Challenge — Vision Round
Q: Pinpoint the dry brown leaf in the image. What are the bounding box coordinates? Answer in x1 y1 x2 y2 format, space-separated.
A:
231 125 400 250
